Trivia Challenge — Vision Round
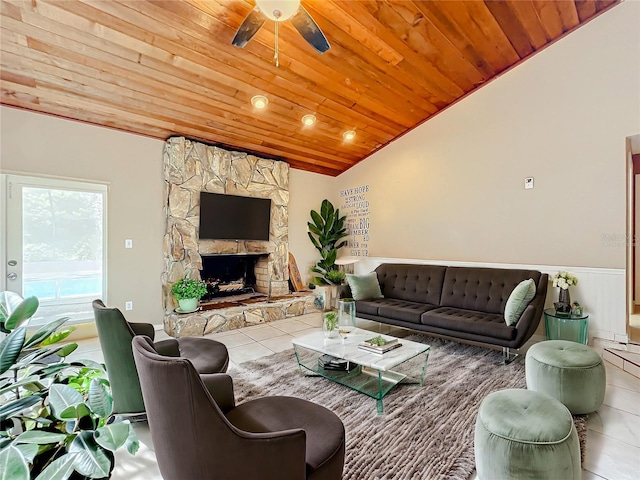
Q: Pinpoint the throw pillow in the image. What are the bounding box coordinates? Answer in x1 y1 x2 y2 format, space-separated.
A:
504 279 536 326
346 272 384 301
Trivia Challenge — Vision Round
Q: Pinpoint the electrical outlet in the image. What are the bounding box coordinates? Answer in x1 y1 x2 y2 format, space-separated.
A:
125 239 133 248
125 301 133 311
524 177 534 189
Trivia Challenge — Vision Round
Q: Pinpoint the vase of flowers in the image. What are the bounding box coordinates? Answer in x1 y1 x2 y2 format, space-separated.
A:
552 271 578 308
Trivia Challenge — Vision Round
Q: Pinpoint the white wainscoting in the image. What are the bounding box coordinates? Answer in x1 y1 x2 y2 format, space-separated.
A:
353 257 627 344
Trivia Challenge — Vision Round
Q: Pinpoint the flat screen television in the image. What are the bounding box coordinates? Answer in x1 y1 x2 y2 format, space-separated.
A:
198 192 271 241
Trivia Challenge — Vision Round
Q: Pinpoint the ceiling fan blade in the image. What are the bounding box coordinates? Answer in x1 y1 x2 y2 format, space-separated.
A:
290 5 330 53
232 8 267 48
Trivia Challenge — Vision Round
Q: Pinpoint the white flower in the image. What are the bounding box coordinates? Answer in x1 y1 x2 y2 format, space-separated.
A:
553 271 578 289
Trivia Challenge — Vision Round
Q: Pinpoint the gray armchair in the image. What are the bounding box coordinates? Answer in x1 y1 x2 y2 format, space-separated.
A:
92 299 229 416
132 336 345 480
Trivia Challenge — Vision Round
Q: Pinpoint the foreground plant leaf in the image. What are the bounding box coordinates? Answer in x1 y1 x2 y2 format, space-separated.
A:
40 327 74 347
54 343 78 358
23 318 70 348
94 421 130 451
0 395 41 422
124 424 140 456
0 326 26 375
14 443 38 463
15 430 67 444
0 374 39 396
34 452 76 480
69 431 112 478
88 378 113 418
48 384 83 420
4 295 39 331
0 445 29 480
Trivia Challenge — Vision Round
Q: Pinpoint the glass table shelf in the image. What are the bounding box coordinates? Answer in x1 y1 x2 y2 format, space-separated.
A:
292 329 430 414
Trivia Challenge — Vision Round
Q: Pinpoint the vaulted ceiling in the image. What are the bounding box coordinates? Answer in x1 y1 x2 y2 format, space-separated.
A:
0 0 620 176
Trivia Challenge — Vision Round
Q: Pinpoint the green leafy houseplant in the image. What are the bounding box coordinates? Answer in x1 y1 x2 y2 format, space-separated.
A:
308 199 348 286
0 293 138 480
171 277 207 300
322 311 339 338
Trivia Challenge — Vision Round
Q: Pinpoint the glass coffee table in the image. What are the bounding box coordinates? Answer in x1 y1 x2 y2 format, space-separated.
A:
292 329 430 414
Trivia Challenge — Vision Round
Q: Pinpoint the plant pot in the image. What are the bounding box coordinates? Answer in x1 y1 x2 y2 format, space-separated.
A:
178 298 198 313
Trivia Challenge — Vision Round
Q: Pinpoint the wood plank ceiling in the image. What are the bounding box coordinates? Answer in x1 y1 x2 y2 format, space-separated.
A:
1 0 619 176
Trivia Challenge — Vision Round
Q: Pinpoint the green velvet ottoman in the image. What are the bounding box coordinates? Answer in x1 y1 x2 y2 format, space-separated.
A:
526 340 606 414
474 389 580 480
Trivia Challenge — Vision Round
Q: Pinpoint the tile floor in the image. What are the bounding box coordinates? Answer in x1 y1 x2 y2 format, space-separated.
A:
69 313 640 480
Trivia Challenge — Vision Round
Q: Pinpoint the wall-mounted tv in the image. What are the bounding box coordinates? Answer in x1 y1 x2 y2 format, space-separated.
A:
198 192 271 241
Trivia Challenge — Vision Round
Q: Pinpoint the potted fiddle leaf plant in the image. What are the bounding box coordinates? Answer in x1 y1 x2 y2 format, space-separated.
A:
171 277 207 313
307 199 348 286
0 292 138 480
308 199 349 310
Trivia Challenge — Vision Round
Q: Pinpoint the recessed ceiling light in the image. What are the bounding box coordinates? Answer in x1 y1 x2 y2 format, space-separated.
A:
301 114 316 126
343 130 356 141
251 95 269 109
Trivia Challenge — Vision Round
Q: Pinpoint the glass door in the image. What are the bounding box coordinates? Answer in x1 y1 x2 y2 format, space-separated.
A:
2 174 107 326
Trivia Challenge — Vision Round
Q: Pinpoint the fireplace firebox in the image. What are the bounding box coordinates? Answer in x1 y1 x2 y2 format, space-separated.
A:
200 254 267 301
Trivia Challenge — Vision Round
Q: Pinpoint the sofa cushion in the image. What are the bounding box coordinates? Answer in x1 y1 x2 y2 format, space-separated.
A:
440 267 542 315
421 307 516 341
355 299 386 316
377 299 440 324
504 279 536 326
375 263 447 304
346 272 383 300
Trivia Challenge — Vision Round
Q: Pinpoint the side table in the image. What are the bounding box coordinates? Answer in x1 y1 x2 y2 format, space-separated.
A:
543 308 589 344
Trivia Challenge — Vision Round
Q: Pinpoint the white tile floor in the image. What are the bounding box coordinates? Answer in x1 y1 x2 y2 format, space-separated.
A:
70 313 640 480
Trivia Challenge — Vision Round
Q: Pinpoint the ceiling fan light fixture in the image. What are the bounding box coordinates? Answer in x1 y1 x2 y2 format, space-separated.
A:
343 130 356 141
255 0 301 22
251 95 269 109
301 114 316 126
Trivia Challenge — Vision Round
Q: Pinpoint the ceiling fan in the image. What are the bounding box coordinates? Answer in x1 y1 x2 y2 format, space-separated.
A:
232 0 330 66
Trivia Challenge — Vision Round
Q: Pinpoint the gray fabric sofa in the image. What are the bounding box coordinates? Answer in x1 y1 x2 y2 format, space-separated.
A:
354 263 548 351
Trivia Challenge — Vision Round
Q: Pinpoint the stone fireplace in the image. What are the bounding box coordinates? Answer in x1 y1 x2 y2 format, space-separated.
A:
162 137 317 337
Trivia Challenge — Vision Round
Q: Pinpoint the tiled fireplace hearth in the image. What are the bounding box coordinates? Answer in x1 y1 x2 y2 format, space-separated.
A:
162 137 317 337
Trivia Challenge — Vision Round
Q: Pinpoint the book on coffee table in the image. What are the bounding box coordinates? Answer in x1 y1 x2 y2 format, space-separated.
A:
318 354 357 371
358 335 402 354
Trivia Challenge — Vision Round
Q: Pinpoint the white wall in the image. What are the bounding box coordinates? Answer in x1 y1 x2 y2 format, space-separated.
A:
0 106 166 326
289 169 336 285
337 1 639 271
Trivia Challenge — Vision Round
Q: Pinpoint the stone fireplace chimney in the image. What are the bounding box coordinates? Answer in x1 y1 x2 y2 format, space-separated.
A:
162 137 290 318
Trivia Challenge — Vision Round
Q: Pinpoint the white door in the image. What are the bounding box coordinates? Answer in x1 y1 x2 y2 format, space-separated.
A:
2 174 107 326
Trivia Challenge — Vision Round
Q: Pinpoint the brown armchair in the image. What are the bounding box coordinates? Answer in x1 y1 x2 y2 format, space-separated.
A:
92 299 229 416
132 336 345 480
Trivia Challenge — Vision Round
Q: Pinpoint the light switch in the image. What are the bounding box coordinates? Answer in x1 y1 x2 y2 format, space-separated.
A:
524 177 534 189
125 301 133 311
125 239 133 248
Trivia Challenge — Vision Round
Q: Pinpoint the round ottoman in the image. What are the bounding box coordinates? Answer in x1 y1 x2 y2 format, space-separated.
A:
526 340 605 414
474 389 580 480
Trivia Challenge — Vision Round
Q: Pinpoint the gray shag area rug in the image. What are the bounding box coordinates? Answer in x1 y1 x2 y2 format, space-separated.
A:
229 335 587 480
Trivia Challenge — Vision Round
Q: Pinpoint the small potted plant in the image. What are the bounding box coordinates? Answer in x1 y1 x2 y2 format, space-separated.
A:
171 277 207 313
323 310 339 339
